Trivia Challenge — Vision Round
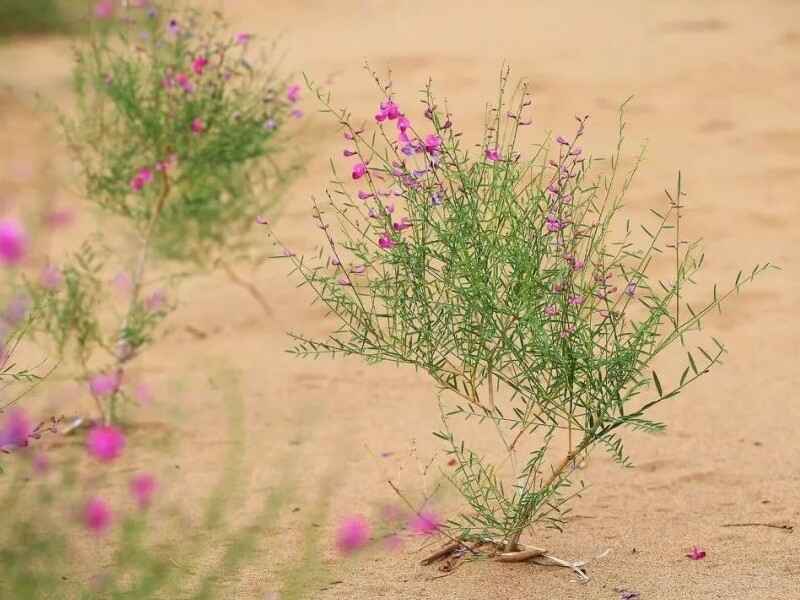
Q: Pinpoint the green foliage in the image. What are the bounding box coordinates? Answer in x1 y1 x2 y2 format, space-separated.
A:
0 0 74 39
280 69 775 549
64 5 298 265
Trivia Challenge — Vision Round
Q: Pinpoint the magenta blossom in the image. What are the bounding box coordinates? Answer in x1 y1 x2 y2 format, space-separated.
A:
287 84 301 103
130 473 157 509
40 264 63 290
556 135 569 145
174 72 193 93
624 281 637 297
192 56 209 76
568 294 584 306
424 134 442 155
375 100 400 122
83 497 112 534
686 546 706 560
545 215 564 233
335 516 371 554
544 304 560 317
87 425 125 462
485 148 501 161
94 0 114 19
337 275 352 286
378 232 395 250
352 162 368 180
130 167 154 192
393 217 412 232
397 115 411 132
89 372 121 397
0 409 32 449
0 219 29 266
408 510 441 536
191 118 206 134
235 32 251 45
357 190 373 200
343 149 357 157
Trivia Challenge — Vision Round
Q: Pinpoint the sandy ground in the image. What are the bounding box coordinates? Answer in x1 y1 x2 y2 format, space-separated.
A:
2 0 799 598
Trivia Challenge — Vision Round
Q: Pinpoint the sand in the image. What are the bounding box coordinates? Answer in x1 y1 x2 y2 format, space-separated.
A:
1 0 798 598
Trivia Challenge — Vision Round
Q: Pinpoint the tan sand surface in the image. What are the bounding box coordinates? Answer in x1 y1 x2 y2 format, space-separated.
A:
1 0 798 598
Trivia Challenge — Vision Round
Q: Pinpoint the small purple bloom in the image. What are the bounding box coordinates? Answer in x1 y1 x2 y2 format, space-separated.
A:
130 473 157 509
86 425 125 462
0 219 29 265
83 497 112 534
335 516 371 554
408 510 441 536
0 409 32 449
485 148 501 162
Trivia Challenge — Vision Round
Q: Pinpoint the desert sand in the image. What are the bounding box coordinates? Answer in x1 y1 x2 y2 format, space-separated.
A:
1 0 798 598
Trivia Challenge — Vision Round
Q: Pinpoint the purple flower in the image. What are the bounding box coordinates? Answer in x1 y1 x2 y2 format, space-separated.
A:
393 217 412 232
431 191 444 206
290 109 304 119
192 56 208 76
568 294 584 306
0 409 32 449
145 289 167 312
375 100 400 122
544 304 560 317
485 148 501 162
287 84 301 103
397 115 411 132
235 32 252 46
0 219 28 266
130 167 154 192
556 135 569 145
191 117 206 134
424 134 442 155
130 473 157 509
378 232 395 250
545 215 564 233
352 163 368 180
350 264 366 274
686 546 706 560
408 510 441 536
335 516 371 554
343 149 357 157
400 144 417 157
625 281 637 297
83 497 112 534
264 118 277 131
357 190 373 200
86 425 125 462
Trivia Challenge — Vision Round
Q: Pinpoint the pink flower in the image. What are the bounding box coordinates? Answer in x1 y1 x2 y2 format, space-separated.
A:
378 232 395 250
191 118 206 134
352 163 368 180
568 294 584 306
145 289 167 312
545 215 564 233
287 84 301 103
375 100 400 122
174 72 193 93
560 324 577 338
544 304 560 317
335 516 371 554
408 510 441 536
357 190 373 200
397 116 411 132
130 167 154 192
0 219 28 265
40 264 63 290
686 546 706 560
424 134 442 155
393 217 412 232
130 473 157 509
83 497 112 534
485 148 501 162
625 281 637 297
0 409 32 449
350 264 366 274
87 425 125 462
235 32 251 45
192 56 209 76
556 135 569 145
343 149 357 157
94 0 114 19
290 109 304 119
89 372 121 397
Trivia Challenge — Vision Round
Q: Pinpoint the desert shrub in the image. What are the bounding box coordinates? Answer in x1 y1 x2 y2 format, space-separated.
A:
26 1 302 424
277 69 774 557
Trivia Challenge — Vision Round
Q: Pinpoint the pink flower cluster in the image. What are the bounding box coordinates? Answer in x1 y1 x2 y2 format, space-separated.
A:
334 508 441 555
0 219 28 266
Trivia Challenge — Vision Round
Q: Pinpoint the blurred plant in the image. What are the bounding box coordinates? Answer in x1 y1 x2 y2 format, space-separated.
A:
28 1 301 424
0 0 75 39
0 370 315 599
276 67 775 562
